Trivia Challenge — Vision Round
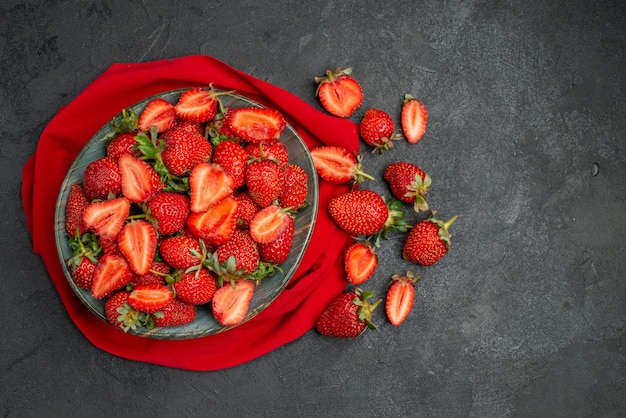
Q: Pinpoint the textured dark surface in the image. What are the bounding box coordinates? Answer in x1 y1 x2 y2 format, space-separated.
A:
1 1 625 417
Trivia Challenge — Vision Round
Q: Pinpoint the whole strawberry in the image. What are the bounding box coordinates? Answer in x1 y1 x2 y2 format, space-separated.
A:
279 163 308 209
161 127 213 176
212 139 249 189
403 216 457 266
171 268 218 305
383 161 431 213
152 299 197 327
104 290 146 332
82 156 121 201
65 184 90 236
315 288 381 338
245 159 284 207
328 189 388 236
146 191 190 235
359 108 401 153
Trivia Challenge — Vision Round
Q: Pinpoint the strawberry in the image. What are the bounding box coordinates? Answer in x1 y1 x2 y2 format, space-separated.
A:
245 159 285 207
65 184 90 236
211 279 255 326
402 216 457 266
258 215 294 264
131 260 170 286
82 197 130 241
107 131 142 160
104 291 145 332
146 191 190 235
82 157 122 201
91 253 134 299
315 288 380 338
359 108 401 153
188 162 234 213
249 204 291 244
401 93 428 144
385 271 420 326
117 220 158 275
344 241 378 284
118 153 163 203
174 87 221 123
128 283 173 313
328 189 388 236
152 299 197 327
172 119 205 136
159 235 202 270
244 141 289 165
383 161 431 213
186 195 239 246
228 107 286 143
161 127 213 176
138 98 176 133
171 268 218 305
314 67 363 118
70 256 97 290
279 163 308 209
213 109 238 139
215 229 260 276
310 146 374 187
233 191 261 229
211 139 249 189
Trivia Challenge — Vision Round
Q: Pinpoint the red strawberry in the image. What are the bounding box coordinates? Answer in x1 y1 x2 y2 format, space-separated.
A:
211 279 255 326
401 94 428 144
146 191 190 235
249 205 291 244
186 195 239 246
107 131 142 160
118 153 163 203
70 256 97 290
131 260 170 286
118 220 158 275
172 268 218 305
228 107 286 143
344 241 378 285
65 184 90 236
128 283 173 313
233 191 261 229
245 159 285 207
278 163 308 209
315 289 380 338
189 162 234 213
82 157 122 201
104 291 145 332
383 161 431 213
159 235 202 270
258 215 294 264
402 216 457 266
91 253 134 299
172 119 205 136
138 98 176 133
359 108 401 153
244 141 289 165
310 146 374 187
215 229 260 276
328 189 388 236
213 109 238 139
211 139 249 189
314 67 363 118
152 299 196 327
385 271 420 326
161 127 213 176
82 197 130 241
174 87 221 123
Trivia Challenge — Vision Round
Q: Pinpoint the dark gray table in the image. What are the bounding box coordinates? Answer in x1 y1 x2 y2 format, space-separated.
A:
2 1 624 416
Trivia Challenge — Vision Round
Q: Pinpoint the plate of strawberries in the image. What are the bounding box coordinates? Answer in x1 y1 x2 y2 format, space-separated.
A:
54 87 318 339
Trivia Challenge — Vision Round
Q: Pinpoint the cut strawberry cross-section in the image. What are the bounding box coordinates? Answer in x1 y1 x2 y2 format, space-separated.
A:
91 253 134 299
82 197 130 241
211 280 255 326
228 107 286 143
118 153 163 203
249 204 292 244
118 220 158 276
189 162 234 213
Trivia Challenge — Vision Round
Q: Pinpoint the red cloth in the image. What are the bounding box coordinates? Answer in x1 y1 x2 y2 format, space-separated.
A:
21 56 358 370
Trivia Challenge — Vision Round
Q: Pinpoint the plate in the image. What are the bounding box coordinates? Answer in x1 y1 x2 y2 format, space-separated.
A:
54 89 319 339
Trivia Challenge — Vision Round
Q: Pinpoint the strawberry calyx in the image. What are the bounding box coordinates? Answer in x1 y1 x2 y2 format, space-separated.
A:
111 108 139 134
314 67 353 92
432 215 458 247
115 300 150 332
352 154 376 187
389 270 421 286
405 173 432 213
206 253 280 287
352 288 381 331
368 198 409 247
67 230 102 267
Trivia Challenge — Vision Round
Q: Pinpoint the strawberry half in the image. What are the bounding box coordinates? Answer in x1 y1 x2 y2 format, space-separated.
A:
385 271 420 326
128 283 173 313
174 87 220 123
258 215 294 264
211 279 255 326
228 107 286 143
189 162 234 213
118 153 163 203
344 241 378 285
401 94 428 144
91 253 134 299
310 146 374 187
314 67 363 118
82 197 130 241
249 205 291 244
117 220 158 276
138 98 177 133
315 288 380 338
186 195 239 246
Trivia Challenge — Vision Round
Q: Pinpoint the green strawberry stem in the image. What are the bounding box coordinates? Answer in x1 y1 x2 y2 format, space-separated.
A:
368 198 409 247
352 288 381 331
437 215 458 243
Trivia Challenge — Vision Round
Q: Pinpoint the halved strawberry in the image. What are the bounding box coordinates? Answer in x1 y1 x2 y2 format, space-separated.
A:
345 241 378 284
189 162 234 213
82 156 122 201
258 215 294 264
186 195 239 246
91 253 134 299
249 204 291 244
310 146 374 187
82 197 130 241
228 107 286 143
118 220 158 275
128 283 173 313
159 235 202 270
146 191 190 235
65 184 90 236
401 94 428 144
385 271 420 326
211 279 255 326
314 67 363 118
118 153 163 203
138 98 177 133
174 87 220 123
171 268 218 305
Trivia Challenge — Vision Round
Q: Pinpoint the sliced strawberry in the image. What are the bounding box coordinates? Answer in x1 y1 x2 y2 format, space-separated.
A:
228 107 286 143
211 280 255 326
401 94 428 144
117 220 158 275
249 204 291 244
315 67 363 118
385 271 420 326
65 184 90 236
138 98 176 133
186 195 239 246
174 87 219 123
91 253 134 299
189 162 234 213
345 242 378 285
128 283 173 313
118 153 163 202
258 216 294 264
310 146 374 186
82 197 130 241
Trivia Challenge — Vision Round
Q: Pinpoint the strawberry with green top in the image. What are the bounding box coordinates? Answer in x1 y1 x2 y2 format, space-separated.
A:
383 161 431 213
310 146 374 187
161 127 213 177
146 191 190 235
315 67 363 118
171 268 218 305
385 271 420 326
212 279 255 326
315 288 381 338
359 108 401 153
174 86 229 123
228 107 286 143
138 98 176 133
215 229 260 277
118 153 163 203
107 108 142 160
327 189 388 236
104 291 146 332
159 235 202 270
401 94 428 144
344 241 378 285
402 216 457 266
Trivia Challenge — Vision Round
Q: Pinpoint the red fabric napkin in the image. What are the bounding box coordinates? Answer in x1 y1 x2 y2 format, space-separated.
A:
21 55 359 370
